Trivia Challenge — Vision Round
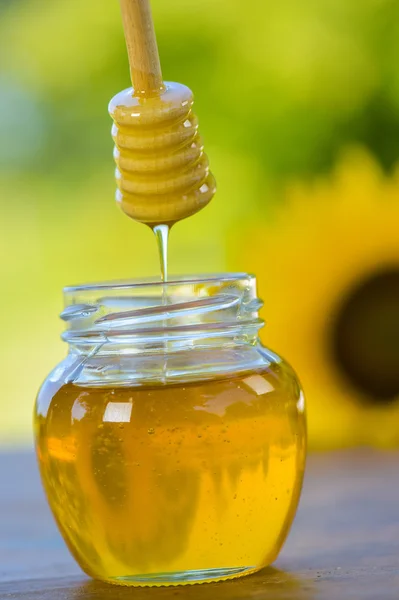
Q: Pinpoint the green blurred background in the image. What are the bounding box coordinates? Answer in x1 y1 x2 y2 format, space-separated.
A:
1 0 399 446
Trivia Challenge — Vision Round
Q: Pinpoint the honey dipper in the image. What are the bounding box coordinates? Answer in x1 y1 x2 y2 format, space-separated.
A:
109 0 217 227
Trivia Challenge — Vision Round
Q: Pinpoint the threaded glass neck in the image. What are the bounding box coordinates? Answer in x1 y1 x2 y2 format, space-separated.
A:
61 274 263 351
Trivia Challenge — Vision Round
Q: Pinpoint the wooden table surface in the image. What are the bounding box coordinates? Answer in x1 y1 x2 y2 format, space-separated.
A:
1 450 399 600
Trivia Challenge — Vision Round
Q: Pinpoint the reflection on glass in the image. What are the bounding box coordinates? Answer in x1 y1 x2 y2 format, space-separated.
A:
103 401 133 423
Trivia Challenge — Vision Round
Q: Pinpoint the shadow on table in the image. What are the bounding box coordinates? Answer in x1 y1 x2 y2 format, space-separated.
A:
72 568 314 600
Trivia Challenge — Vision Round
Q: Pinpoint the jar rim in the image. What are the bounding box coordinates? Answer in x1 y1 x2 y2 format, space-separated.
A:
64 272 254 294
61 272 263 351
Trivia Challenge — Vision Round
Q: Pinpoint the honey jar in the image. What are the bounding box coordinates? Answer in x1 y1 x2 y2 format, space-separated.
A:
34 273 306 586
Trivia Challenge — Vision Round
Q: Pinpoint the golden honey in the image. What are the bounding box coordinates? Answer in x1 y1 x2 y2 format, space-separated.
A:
109 83 216 227
35 364 305 586
109 0 217 281
109 83 217 282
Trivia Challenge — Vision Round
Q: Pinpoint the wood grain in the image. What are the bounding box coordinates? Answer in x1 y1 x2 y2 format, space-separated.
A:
119 0 164 96
1 450 399 599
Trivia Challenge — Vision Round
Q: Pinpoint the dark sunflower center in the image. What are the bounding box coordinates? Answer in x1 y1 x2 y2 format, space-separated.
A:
332 268 399 404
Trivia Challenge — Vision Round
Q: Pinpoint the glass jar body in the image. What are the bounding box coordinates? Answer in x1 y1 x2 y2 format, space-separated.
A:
34 276 306 586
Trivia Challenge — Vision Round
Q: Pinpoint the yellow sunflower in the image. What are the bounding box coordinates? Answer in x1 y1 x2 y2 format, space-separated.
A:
232 148 399 449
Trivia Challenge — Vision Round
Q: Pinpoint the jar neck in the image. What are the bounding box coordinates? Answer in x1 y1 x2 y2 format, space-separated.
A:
61 274 264 357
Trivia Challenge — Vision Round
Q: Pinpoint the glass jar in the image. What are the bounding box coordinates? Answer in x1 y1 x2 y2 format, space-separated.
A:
34 273 306 587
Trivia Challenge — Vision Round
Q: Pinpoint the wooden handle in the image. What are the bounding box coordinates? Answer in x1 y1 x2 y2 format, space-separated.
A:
119 0 164 97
